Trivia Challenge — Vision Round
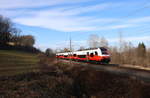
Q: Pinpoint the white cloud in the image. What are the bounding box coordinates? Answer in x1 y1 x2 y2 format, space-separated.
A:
11 3 132 32
14 15 128 32
106 24 137 30
0 0 90 9
125 36 150 42
127 16 150 23
108 36 150 43
0 0 127 32
56 3 117 16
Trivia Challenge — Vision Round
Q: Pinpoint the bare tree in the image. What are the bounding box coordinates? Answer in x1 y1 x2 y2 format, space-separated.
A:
122 42 134 64
11 28 22 45
99 37 108 48
88 34 100 48
45 48 54 57
78 46 85 51
0 15 12 45
0 15 21 45
62 48 70 52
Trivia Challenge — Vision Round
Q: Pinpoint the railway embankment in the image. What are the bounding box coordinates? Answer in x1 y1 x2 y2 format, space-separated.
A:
60 59 150 83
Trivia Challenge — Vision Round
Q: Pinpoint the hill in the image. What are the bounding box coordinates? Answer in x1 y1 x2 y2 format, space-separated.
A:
0 50 40 76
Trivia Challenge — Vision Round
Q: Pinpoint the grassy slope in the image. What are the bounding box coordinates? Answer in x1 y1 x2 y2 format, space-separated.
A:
0 50 40 76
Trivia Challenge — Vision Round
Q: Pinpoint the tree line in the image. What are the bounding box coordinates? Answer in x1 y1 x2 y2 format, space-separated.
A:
57 34 150 67
88 34 150 67
0 15 40 53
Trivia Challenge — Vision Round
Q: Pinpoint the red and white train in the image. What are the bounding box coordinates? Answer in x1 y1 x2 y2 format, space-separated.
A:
56 47 111 63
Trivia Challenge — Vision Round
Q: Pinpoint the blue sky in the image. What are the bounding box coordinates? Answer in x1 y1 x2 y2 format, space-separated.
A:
0 0 150 51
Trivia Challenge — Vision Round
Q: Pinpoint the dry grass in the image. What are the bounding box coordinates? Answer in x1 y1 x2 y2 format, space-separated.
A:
0 72 73 98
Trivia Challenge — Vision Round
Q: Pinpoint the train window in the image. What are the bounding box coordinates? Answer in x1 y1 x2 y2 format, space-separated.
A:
78 55 86 58
95 51 98 55
90 53 94 57
87 52 89 56
64 55 68 57
73 54 77 57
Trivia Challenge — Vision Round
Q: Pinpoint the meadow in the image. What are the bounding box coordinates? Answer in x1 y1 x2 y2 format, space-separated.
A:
0 50 40 76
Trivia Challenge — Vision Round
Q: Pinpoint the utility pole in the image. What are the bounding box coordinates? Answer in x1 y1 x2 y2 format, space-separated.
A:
118 30 123 64
119 31 123 52
69 35 72 65
70 36 72 54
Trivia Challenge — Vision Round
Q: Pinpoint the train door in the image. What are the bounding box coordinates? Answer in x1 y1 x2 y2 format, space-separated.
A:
86 52 89 61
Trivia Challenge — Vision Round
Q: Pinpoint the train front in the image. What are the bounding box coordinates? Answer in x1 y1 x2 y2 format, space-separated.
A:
98 47 111 63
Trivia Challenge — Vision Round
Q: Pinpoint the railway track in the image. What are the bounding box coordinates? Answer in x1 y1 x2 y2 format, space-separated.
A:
60 59 150 83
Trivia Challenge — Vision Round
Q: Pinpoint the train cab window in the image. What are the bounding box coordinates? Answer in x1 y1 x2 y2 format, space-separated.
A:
95 51 98 55
90 53 94 57
78 55 86 58
100 47 108 55
87 52 89 56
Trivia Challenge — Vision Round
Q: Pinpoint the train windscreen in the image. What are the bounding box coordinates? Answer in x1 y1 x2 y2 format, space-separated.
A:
100 47 108 55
